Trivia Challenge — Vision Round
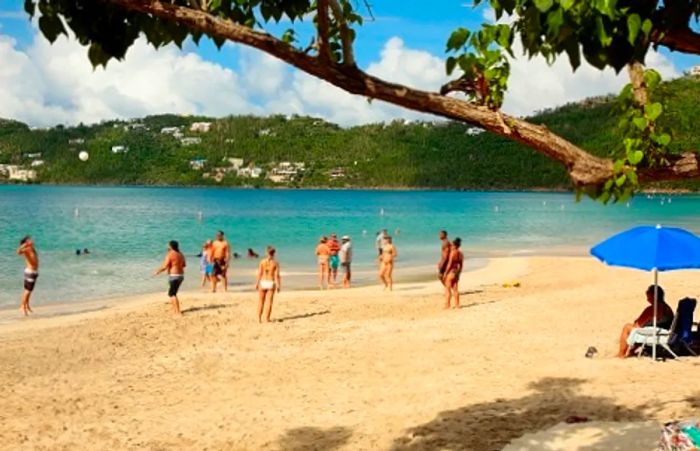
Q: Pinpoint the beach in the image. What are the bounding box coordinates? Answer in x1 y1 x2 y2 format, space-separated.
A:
2 256 700 450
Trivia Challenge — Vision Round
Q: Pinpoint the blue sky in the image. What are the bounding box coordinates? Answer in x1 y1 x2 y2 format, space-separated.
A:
0 0 697 126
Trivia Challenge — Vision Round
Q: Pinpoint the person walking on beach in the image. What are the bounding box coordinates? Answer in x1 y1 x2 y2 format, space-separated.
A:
154 240 186 316
16 236 39 316
339 235 353 288
327 233 341 286
438 230 452 286
199 240 213 287
316 237 331 290
379 236 397 291
255 246 281 323
211 230 231 292
443 238 464 309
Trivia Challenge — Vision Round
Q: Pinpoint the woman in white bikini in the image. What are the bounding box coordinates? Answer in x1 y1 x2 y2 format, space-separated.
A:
255 246 281 323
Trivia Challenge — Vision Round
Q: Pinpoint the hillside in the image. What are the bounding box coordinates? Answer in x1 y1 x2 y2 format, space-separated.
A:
0 76 698 190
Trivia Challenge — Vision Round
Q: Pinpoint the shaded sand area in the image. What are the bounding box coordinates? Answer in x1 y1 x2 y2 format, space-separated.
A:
2 257 700 450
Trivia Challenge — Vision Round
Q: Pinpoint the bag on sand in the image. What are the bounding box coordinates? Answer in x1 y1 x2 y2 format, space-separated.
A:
659 420 700 451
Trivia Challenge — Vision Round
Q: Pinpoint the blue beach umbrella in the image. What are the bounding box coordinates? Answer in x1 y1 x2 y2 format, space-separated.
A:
590 225 700 359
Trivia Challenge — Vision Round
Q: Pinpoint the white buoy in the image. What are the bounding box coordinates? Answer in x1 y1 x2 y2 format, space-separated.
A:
542 201 547 206
78 151 89 161
74 208 79 218
494 206 499 213
626 202 630 208
380 208 385 216
197 211 203 222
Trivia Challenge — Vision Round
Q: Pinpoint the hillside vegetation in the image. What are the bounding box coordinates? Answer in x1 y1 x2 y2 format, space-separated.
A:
0 77 698 190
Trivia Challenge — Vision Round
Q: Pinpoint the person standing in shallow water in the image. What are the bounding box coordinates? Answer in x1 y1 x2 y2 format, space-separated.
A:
255 246 281 323
211 230 231 292
154 240 186 316
443 238 464 309
316 237 330 290
16 235 39 316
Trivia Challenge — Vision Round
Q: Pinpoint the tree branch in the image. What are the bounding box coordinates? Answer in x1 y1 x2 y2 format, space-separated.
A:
316 0 331 62
627 61 647 106
654 27 700 55
327 0 356 66
102 0 700 187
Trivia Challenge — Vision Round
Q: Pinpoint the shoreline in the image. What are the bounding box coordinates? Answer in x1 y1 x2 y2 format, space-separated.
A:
1 182 697 195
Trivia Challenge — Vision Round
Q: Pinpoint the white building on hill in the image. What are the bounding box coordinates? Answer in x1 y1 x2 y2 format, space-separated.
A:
190 122 212 132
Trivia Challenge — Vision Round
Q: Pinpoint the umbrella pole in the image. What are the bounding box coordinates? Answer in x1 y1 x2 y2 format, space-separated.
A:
653 269 658 361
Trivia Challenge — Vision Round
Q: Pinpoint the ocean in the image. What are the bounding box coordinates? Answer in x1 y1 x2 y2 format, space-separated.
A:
0 185 696 307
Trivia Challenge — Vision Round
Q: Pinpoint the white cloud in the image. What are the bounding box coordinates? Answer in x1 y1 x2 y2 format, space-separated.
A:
0 28 682 127
503 44 680 116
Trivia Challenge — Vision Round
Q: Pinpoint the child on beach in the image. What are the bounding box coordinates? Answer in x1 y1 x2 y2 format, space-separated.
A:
200 240 213 287
16 235 39 316
255 246 281 323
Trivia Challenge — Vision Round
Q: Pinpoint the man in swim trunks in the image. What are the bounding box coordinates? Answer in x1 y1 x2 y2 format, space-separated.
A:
443 238 464 309
379 236 397 291
339 235 353 288
437 230 452 286
16 235 39 316
327 233 341 286
211 230 231 293
154 240 186 316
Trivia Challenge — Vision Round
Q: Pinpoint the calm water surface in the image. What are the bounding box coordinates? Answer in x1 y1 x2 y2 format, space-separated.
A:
0 186 696 307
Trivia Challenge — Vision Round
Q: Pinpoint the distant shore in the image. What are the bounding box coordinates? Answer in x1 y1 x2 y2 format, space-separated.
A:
0 181 695 195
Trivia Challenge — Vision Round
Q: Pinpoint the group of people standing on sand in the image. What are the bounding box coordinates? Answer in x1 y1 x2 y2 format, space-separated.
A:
437 230 464 309
315 233 353 289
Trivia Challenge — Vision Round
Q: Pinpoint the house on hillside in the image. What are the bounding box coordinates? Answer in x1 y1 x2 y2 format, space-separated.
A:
267 161 305 183
25 152 42 159
690 65 700 77
31 160 44 167
190 122 212 132
329 168 346 179
189 158 207 170
68 138 85 145
225 157 245 169
258 128 275 137
465 127 484 136
111 145 129 154
161 127 184 138
0 165 36 181
237 166 262 178
180 137 202 146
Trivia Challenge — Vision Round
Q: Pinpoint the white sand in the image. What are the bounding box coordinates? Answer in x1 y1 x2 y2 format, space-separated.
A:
1 256 699 450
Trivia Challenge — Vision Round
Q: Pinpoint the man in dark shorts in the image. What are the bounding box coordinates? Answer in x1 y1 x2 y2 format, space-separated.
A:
154 240 186 316
211 230 231 292
16 235 39 316
437 230 452 286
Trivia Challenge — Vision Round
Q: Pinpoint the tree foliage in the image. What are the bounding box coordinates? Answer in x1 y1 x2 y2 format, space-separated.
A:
20 0 700 203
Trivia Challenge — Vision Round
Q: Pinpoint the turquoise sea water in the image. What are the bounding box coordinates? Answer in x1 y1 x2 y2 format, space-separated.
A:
0 185 697 307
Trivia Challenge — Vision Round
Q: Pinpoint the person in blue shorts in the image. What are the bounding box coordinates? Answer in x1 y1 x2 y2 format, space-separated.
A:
327 233 341 286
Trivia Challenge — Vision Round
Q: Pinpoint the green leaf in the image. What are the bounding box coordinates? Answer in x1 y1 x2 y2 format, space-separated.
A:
652 133 671 146
643 69 661 90
641 19 653 37
628 150 644 165
38 15 66 43
546 8 564 36
632 117 648 130
446 28 470 52
627 14 641 45
446 56 458 75
613 159 624 173
560 0 575 10
626 170 638 186
644 102 663 121
23 0 35 17
534 0 554 13
615 174 627 187
604 179 614 190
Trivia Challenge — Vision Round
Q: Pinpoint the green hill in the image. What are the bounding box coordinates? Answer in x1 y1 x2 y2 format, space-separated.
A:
0 76 698 190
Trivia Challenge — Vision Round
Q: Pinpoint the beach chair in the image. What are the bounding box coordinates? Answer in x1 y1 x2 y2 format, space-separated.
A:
629 298 698 359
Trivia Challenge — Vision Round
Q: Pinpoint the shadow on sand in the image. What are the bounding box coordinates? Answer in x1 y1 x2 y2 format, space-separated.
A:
277 426 352 451
181 303 235 314
276 310 331 323
390 377 651 451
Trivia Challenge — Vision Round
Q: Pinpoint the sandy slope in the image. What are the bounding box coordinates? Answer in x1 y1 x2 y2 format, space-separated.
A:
1 257 700 450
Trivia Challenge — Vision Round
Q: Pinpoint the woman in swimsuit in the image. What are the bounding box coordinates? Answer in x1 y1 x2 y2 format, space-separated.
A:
443 238 463 309
255 246 281 323
316 237 330 290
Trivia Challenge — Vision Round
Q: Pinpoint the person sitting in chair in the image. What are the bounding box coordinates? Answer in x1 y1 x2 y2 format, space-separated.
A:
617 285 674 358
